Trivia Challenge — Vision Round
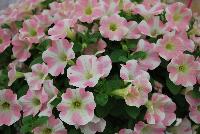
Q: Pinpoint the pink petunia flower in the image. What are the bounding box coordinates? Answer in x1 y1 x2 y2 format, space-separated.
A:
120 59 150 82
77 116 106 134
57 88 96 125
39 80 58 117
19 18 45 43
125 21 141 39
33 116 67 134
0 28 11 53
133 121 166 134
0 89 21 126
8 60 24 86
165 2 192 31
156 31 184 61
84 39 107 55
138 16 167 38
145 93 176 126
99 14 128 41
167 118 193 134
19 89 48 117
118 128 133 134
24 63 49 90
48 19 76 40
75 0 102 23
133 1 164 19
136 39 161 70
42 39 75 76
99 0 119 16
12 34 32 62
67 55 112 88
167 53 200 87
185 90 200 124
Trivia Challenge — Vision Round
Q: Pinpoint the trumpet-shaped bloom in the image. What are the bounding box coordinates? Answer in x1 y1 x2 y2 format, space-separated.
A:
19 18 45 43
118 129 133 134
19 89 48 117
0 89 21 126
48 19 76 40
156 31 184 61
185 91 200 124
67 55 112 88
12 34 32 62
57 88 96 125
42 39 75 76
75 0 102 23
24 63 49 90
167 54 200 87
136 39 161 70
120 59 150 82
78 116 106 134
125 21 141 39
167 118 192 134
138 16 166 38
145 93 176 126
133 121 165 134
39 80 58 117
99 14 128 41
33 116 67 134
166 2 192 31
0 29 11 53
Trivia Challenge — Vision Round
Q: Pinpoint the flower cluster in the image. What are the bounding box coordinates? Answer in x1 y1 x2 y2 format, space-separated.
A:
0 0 200 133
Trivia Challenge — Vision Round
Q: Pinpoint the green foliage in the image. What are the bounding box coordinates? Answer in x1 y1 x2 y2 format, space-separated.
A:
36 39 51 51
109 49 127 62
95 94 108 106
125 106 140 119
166 77 182 95
29 56 43 67
129 51 148 60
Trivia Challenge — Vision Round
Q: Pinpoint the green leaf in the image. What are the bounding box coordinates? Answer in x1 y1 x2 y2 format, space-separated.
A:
50 97 62 107
125 106 140 119
166 78 182 95
32 116 48 127
1 23 10 29
29 56 43 67
110 49 127 62
191 86 200 98
129 51 147 60
37 39 51 51
95 94 108 106
20 124 32 134
15 21 23 29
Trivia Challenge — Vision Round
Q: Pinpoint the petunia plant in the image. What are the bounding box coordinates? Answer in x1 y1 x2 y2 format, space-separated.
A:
0 0 200 134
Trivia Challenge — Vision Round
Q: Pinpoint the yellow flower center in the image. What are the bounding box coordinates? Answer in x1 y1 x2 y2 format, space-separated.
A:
42 128 52 134
165 42 175 51
72 100 82 109
32 98 41 106
85 6 93 15
29 28 37 36
173 12 182 22
109 23 118 31
178 64 188 73
0 37 3 44
1 102 10 110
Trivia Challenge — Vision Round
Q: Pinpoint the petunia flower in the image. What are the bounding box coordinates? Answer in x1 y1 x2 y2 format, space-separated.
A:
120 59 150 82
48 19 76 40
19 89 48 117
99 14 128 41
133 121 166 134
99 0 120 16
133 1 164 19
84 39 107 55
145 93 176 126
167 53 200 87
8 60 24 86
0 28 11 53
39 80 58 117
12 34 32 62
167 118 193 134
185 90 200 124
75 0 102 23
138 16 167 38
136 39 161 70
67 55 112 88
24 63 49 90
165 2 192 31
57 88 96 125
0 89 21 126
19 18 45 43
125 21 141 39
77 116 106 134
42 39 75 76
156 31 185 61
113 75 152 107
33 116 67 134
